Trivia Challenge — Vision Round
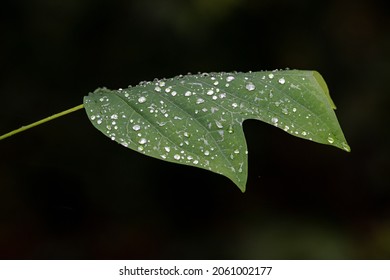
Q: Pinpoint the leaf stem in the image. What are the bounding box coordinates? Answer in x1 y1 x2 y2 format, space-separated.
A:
0 104 84 141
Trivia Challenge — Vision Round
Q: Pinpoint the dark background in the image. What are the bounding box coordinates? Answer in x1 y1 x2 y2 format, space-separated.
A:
1 0 389 259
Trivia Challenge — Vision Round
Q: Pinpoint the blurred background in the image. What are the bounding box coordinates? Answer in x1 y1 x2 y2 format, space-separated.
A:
0 0 389 259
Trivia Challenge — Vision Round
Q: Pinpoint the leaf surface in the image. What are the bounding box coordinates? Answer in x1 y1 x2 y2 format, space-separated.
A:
83 70 350 192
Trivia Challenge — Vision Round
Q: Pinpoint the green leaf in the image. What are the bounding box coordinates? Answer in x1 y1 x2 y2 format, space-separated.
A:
83 70 350 192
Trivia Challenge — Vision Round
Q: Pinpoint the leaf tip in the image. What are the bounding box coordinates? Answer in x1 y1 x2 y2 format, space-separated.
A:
234 177 247 192
342 142 351 153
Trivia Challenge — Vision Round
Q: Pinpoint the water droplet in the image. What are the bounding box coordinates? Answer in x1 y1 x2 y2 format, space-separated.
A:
268 73 274 79
232 103 238 108
209 107 217 114
238 164 243 173
97 119 102 125
138 138 147 144
121 142 129 147
91 115 96 120
302 131 307 136
342 142 351 152
171 91 177 96
282 108 288 114
278 78 286 84
207 89 214 95
204 150 210 156
164 146 170 152
138 96 146 103
271 117 279 124
196 98 204 104
111 114 118 119
226 76 235 82
246 82 256 91
159 81 166 87
174 154 181 160
327 137 334 144
234 149 240 154
193 160 199 165
132 124 141 131
185 91 192 96
215 120 223 128
183 132 190 138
